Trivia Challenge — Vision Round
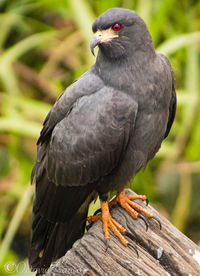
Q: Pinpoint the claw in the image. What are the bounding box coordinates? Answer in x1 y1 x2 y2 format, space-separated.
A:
127 242 138 257
87 191 157 251
138 212 149 231
105 238 110 251
151 216 162 230
146 198 149 206
86 223 93 231
93 208 101 216
125 230 135 240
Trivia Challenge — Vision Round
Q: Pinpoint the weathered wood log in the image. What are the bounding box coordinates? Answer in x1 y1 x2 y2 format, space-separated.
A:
46 189 200 276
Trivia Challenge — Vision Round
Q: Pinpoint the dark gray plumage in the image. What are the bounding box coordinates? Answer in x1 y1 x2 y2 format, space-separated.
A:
29 8 176 274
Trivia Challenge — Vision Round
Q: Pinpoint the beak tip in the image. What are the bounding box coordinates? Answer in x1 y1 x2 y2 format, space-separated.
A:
90 35 101 57
90 46 96 57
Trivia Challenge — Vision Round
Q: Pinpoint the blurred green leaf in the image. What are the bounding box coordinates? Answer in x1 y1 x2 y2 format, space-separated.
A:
157 32 200 55
0 185 34 266
0 118 41 138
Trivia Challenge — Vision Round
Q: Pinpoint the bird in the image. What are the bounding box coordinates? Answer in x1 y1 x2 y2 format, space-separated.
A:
29 7 176 275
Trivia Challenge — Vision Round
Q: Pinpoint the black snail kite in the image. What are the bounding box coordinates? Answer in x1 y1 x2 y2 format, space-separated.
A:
29 7 176 274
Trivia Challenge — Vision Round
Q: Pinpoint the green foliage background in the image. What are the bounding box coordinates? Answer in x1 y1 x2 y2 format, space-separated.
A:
0 0 199 274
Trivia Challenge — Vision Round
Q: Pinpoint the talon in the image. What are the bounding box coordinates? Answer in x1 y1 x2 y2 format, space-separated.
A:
125 230 135 240
88 201 131 248
86 223 93 231
106 238 110 251
86 190 156 250
138 212 149 231
93 208 101 216
146 198 149 206
151 216 162 230
127 242 138 257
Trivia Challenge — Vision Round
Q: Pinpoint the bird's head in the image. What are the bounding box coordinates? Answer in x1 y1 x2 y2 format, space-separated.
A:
91 8 154 60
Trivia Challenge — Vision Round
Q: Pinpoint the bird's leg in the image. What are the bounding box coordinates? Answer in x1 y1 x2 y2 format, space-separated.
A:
109 190 161 230
87 190 161 250
87 200 138 253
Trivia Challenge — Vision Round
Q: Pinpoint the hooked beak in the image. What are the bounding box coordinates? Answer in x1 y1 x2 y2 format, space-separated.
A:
90 29 119 56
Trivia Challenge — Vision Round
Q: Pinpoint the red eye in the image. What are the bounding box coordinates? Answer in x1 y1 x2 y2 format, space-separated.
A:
112 23 121 32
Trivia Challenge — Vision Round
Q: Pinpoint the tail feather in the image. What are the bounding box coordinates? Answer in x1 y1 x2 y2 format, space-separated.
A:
29 204 89 275
29 168 95 274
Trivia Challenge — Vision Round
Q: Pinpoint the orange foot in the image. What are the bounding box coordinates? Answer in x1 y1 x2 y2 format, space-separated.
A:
87 190 161 252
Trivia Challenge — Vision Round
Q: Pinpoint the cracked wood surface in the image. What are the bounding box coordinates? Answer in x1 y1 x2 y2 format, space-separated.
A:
46 189 200 276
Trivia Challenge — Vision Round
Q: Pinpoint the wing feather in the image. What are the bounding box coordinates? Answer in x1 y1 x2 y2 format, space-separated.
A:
44 88 138 187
